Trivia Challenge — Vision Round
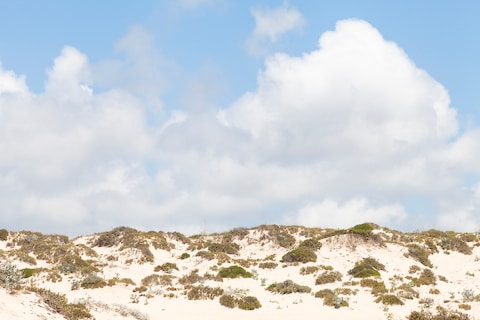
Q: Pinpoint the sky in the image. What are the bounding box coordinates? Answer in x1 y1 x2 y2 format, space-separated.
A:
1 1 480 236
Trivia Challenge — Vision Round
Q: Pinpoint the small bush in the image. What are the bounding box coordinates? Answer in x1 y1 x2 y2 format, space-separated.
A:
299 238 322 250
259 262 278 269
407 244 433 268
196 250 215 260
0 229 8 241
237 296 262 310
218 265 252 279
219 294 236 308
29 287 93 320
21 268 38 278
107 277 135 287
300 266 319 275
0 261 22 291
409 265 421 274
375 294 404 305
407 308 470 320
154 262 178 273
179 269 202 285
315 271 342 285
360 279 387 296
267 280 311 294
411 268 436 286
80 274 107 289
348 257 384 278
208 243 239 255
186 285 223 300
281 246 317 263
315 289 348 308
180 252 190 259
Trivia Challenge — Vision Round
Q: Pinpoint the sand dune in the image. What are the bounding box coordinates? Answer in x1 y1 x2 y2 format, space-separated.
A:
0 223 478 319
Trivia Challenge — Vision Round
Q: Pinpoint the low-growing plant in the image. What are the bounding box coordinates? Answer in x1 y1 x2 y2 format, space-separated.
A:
300 265 319 275
375 294 404 305
218 265 252 279
180 252 190 259
196 250 215 260
315 271 343 285
219 294 236 308
281 246 317 263
409 265 421 274
208 242 239 255
259 262 278 269
107 277 136 287
0 229 8 241
29 287 93 320
0 261 22 291
186 285 224 300
299 238 322 250
406 307 470 320
410 268 436 286
179 269 202 285
237 296 262 310
154 262 178 273
266 280 311 294
80 274 107 289
348 257 384 278
407 244 433 268
360 279 387 296
20 267 38 278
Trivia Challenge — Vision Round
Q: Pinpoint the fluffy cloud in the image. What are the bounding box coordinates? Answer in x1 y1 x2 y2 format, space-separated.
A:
1 19 479 236
246 3 305 56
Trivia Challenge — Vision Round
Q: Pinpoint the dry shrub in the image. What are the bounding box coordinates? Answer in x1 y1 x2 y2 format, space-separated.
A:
315 271 342 285
267 280 311 294
186 285 223 300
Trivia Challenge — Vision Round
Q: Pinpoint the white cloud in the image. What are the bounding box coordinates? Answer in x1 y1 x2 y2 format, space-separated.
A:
1 19 480 236
289 198 407 229
246 3 305 56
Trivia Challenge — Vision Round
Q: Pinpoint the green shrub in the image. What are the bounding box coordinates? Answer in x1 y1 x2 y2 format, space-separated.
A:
267 280 311 294
0 229 8 241
281 246 317 263
375 294 404 305
349 223 374 235
180 252 190 259
348 257 384 278
21 268 38 278
315 271 342 285
218 265 252 279
237 296 262 310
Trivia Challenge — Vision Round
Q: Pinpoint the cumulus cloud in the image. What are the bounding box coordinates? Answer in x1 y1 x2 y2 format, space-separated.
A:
289 198 407 229
1 19 480 236
246 3 305 56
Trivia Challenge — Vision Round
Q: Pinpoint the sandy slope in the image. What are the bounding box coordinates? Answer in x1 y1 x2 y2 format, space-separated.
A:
1 225 479 319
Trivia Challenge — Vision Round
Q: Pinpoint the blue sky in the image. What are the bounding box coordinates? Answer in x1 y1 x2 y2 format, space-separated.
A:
1 1 479 236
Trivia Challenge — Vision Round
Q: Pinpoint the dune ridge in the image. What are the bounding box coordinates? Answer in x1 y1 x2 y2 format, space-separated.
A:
0 223 478 319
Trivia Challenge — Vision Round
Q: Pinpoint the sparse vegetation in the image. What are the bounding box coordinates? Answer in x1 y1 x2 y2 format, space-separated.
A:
259 261 278 269
267 280 311 294
0 229 8 241
218 265 252 279
154 262 178 273
208 242 239 255
375 294 404 305
407 244 433 268
186 285 224 300
348 257 385 278
315 271 343 285
281 246 317 263
80 274 107 289
28 287 93 320
0 261 22 291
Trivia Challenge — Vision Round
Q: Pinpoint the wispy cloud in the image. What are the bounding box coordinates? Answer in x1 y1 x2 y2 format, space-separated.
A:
246 2 305 56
